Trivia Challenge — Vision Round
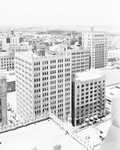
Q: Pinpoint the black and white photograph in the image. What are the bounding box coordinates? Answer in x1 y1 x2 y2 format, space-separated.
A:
0 0 120 150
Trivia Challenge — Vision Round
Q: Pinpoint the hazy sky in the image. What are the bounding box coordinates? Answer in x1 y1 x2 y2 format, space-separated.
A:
0 0 120 27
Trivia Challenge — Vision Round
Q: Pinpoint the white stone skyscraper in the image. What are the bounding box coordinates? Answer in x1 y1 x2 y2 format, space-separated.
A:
15 49 71 121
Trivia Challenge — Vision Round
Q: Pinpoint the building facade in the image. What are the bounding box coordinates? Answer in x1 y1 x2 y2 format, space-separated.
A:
72 71 106 126
0 74 7 126
70 46 90 75
15 50 71 121
82 31 107 69
0 52 14 70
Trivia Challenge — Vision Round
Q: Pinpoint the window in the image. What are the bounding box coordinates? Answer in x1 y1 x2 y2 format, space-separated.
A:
50 70 56 74
50 91 56 95
50 65 56 69
50 60 56 64
65 68 70 72
65 58 70 62
65 63 70 67
58 74 63 78
42 61 48 65
50 75 56 79
58 64 63 68
50 80 56 84
58 89 63 93
58 59 63 63
58 69 63 73
65 73 70 77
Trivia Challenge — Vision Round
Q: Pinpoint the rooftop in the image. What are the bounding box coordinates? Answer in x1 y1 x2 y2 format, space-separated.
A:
90 68 120 86
75 71 103 82
108 49 120 55
95 120 111 133
0 52 13 57
106 84 120 100
77 126 101 149
15 51 70 60
0 119 86 150
6 75 15 82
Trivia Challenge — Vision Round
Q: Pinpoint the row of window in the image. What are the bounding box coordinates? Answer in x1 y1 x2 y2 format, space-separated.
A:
34 58 70 66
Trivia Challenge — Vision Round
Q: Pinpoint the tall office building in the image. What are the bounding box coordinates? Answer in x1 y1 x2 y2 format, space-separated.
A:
15 50 71 121
72 71 106 126
49 44 90 75
0 74 7 126
69 45 90 75
82 30 107 69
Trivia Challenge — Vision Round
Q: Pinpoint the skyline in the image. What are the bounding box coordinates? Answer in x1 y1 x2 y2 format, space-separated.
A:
0 0 120 27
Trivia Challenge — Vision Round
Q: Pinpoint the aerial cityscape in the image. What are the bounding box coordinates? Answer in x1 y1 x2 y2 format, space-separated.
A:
0 0 120 150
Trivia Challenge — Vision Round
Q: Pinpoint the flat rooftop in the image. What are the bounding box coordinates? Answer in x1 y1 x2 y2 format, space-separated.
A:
108 50 120 55
15 51 70 59
0 52 13 57
90 68 120 86
0 120 86 150
95 120 111 133
75 71 102 82
106 84 120 100
77 126 101 148
6 75 16 82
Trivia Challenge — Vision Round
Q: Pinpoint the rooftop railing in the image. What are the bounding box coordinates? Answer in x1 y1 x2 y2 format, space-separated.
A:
0 112 101 150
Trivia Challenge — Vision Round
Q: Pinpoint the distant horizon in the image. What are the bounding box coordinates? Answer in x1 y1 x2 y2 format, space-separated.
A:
0 0 120 30
0 25 120 34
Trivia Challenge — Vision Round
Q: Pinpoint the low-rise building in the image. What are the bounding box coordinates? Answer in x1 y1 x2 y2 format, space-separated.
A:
72 71 106 126
0 52 14 70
